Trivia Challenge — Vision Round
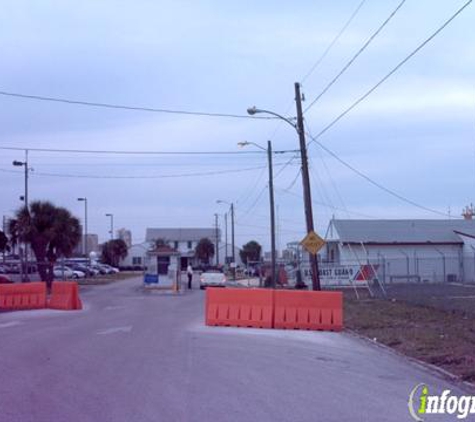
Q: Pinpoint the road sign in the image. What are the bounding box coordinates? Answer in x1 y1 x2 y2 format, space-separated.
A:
300 231 325 255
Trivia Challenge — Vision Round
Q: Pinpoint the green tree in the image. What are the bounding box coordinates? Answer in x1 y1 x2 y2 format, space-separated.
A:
239 240 262 265
195 237 214 265
0 230 9 254
8 201 81 287
101 239 128 267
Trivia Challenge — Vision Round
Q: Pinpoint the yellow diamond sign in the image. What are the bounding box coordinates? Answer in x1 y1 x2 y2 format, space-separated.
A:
300 231 325 255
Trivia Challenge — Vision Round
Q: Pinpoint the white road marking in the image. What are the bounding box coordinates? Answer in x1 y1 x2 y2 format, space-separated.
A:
0 321 23 329
96 326 132 335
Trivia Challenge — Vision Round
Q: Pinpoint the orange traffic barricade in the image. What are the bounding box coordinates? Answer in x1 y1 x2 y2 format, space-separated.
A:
206 287 274 329
48 281 82 310
274 290 343 331
0 282 47 311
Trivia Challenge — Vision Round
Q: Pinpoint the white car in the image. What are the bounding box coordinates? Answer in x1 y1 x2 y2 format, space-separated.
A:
200 269 227 289
53 266 86 280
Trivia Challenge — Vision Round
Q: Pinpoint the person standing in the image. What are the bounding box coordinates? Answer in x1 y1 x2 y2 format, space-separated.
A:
186 264 193 289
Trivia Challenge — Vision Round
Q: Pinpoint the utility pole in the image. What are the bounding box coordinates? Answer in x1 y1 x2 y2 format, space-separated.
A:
294 82 321 291
214 213 219 266
224 212 228 265
268 140 277 288
231 203 235 281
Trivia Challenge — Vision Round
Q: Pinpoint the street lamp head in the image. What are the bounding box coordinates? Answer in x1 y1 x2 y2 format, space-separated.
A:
246 106 258 116
237 141 250 148
105 213 112 217
12 160 24 167
77 197 85 201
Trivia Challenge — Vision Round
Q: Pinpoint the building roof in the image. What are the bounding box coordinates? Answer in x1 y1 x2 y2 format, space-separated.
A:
145 228 220 243
329 219 475 244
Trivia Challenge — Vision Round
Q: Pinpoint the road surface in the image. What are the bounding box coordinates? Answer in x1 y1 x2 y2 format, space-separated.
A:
0 276 469 421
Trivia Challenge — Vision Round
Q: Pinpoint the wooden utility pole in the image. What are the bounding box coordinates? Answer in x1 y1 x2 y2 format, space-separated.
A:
294 82 321 291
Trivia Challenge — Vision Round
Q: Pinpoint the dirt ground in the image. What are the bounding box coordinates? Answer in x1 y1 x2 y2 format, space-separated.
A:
344 283 475 383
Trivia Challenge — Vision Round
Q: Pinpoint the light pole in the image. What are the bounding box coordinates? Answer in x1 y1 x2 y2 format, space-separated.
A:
105 213 114 241
217 200 235 280
224 212 228 265
13 151 30 282
247 82 321 291
238 140 276 288
214 213 220 266
77 198 88 257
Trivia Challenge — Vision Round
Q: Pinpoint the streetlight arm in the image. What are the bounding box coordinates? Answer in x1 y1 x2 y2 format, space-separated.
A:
247 107 297 131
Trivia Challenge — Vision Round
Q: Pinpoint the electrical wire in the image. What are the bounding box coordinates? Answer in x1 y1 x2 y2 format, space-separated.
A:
306 0 473 144
301 0 367 84
0 163 295 179
305 131 450 217
0 90 277 120
0 146 270 156
304 0 407 114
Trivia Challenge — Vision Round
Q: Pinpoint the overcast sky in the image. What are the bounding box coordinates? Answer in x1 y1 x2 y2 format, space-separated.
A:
1 1 474 251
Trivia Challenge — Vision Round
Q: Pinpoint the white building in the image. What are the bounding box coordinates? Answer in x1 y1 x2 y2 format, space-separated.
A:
322 219 475 284
120 227 223 269
117 228 132 248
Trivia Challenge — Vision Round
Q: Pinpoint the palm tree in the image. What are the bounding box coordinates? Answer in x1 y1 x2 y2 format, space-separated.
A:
9 201 81 287
195 238 215 265
101 239 128 267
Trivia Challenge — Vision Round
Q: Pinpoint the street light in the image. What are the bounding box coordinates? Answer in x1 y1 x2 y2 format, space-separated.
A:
217 200 235 280
13 152 30 282
247 82 321 291
77 198 88 257
238 141 276 289
105 213 114 241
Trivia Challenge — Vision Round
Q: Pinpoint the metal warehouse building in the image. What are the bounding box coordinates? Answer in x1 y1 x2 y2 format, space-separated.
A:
322 218 475 284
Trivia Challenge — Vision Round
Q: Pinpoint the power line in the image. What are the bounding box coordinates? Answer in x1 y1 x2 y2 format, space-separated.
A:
0 145 271 156
306 0 473 143
0 163 297 179
0 90 277 120
301 0 367 84
305 131 450 217
275 186 376 219
304 0 407 114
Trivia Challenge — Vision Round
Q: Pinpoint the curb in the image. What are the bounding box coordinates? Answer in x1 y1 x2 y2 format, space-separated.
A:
345 329 475 394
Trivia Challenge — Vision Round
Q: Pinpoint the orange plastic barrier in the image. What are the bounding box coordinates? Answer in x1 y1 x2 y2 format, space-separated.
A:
0 282 47 310
206 288 274 329
274 290 343 331
48 281 82 310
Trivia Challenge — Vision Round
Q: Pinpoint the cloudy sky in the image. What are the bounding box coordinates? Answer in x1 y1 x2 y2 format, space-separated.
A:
1 0 474 251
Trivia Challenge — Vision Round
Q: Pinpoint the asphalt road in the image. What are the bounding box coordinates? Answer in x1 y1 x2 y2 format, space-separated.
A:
0 276 469 422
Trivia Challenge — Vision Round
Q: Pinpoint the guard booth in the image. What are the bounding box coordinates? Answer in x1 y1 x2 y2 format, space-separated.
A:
144 245 182 291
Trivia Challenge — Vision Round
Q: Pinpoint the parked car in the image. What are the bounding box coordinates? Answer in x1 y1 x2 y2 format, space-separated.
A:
200 268 227 289
53 266 86 280
70 264 95 278
101 264 119 274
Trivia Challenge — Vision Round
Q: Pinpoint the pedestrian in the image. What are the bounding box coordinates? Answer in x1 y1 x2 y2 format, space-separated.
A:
187 264 193 289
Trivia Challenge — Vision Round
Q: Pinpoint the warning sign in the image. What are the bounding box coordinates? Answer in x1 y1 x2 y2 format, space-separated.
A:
300 231 325 255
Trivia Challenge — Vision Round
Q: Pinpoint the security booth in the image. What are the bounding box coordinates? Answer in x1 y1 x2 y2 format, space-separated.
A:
144 245 181 291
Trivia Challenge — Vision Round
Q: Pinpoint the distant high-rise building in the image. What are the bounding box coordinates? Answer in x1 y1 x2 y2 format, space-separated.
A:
117 228 132 248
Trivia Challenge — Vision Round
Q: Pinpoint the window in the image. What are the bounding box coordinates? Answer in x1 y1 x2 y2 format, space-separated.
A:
187 241 192 249
132 257 142 265
174 241 179 249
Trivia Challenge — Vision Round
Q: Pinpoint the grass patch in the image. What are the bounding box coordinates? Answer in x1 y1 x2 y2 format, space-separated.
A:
344 289 475 383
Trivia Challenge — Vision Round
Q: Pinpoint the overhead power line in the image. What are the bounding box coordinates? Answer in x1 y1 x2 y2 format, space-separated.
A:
0 90 276 120
305 131 450 218
306 0 473 143
301 0 367 84
304 0 407 114
0 145 298 156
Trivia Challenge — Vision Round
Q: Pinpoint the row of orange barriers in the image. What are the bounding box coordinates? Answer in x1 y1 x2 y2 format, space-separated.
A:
205 288 343 331
0 281 82 311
